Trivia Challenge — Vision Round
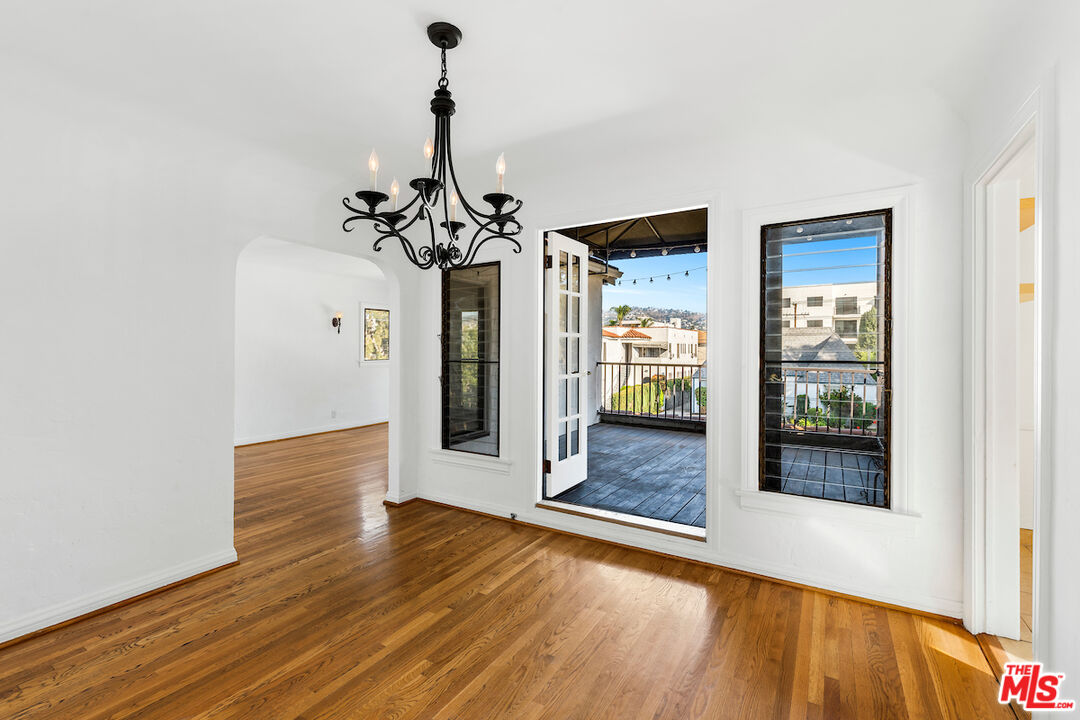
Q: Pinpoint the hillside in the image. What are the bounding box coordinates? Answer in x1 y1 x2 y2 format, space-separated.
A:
602 306 707 330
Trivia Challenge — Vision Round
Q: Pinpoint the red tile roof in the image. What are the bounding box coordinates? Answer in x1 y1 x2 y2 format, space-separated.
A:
602 329 623 338
697 330 707 343
620 328 652 339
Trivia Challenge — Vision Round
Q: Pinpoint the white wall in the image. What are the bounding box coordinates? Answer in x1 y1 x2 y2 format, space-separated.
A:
403 81 972 618
0 62 419 644
962 0 1080 679
235 240 393 445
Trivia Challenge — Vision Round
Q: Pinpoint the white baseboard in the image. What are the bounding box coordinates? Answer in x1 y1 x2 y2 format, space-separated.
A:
0 547 238 645
415 491 962 619
234 418 388 446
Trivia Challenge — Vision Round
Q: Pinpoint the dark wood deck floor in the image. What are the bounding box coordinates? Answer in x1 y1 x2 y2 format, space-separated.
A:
552 423 706 528
775 444 887 506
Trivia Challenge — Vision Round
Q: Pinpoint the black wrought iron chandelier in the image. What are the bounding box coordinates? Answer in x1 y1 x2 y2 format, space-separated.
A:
342 22 523 271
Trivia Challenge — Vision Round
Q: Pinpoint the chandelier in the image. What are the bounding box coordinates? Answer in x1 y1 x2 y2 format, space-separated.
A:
342 22 523 271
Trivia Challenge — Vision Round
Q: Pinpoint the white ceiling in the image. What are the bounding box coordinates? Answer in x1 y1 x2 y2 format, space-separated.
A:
2 0 1024 177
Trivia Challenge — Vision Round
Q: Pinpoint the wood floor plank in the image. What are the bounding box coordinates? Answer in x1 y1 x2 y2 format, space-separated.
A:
0 425 1011 719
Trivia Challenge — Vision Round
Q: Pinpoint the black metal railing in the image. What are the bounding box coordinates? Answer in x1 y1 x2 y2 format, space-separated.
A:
598 362 706 423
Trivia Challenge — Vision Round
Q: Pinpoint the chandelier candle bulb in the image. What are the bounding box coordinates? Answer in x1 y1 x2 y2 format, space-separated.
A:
368 149 379 190
495 153 506 193
424 137 434 161
450 191 458 222
390 178 400 210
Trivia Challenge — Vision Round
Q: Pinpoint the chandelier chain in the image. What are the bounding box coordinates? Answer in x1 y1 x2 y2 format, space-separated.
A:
438 47 448 88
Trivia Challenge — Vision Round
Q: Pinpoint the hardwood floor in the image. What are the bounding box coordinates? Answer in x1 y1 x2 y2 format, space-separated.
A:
0 425 1011 719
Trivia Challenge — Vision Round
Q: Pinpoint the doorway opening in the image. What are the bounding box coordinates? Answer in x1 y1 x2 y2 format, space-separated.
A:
972 124 1039 669
540 208 708 535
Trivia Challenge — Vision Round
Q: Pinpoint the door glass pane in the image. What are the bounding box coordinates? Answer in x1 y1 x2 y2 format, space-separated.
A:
559 337 567 373
558 421 567 460
570 418 580 456
569 337 579 374
559 294 567 332
570 376 579 414
571 255 580 292
560 251 568 290
571 296 580 333
559 379 567 418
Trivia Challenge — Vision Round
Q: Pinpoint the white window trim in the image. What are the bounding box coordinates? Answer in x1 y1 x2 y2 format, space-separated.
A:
359 302 390 365
739 186 919 527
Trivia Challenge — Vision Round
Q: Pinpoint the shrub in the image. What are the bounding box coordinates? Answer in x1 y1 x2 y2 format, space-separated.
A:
611 382 665 414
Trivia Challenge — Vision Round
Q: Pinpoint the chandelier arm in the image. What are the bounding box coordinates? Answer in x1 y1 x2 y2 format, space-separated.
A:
452 217 523 267
442 121 523 223
456 230 523 269
373 229 424 267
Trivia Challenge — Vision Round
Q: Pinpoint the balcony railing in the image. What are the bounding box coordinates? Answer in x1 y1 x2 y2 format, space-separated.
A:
768 364 882 436
598 361 705 424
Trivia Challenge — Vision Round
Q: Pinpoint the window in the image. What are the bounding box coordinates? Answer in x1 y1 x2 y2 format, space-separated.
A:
835 319 858 336
363 308 390 361
783 297 791 308
760 209 890 508
782 320 791 328
442 263 500 456
639 346 662 358
835 296 858 315
807 296 824 307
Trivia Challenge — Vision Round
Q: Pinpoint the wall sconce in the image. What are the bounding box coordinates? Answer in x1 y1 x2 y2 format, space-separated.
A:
331 312 343 334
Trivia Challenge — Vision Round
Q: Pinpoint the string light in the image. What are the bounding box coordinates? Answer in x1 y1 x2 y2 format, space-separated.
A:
694 245 701 253
614 265 707 286
661 248 668 256
630 249 637 258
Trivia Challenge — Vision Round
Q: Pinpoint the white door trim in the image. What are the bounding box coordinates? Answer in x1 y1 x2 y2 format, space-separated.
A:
962 80 1055 655
533 192 719 539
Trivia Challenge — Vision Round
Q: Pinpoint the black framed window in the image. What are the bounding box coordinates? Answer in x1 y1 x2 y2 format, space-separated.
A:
760 209 891 507
807 296 824 307
442 263 500 456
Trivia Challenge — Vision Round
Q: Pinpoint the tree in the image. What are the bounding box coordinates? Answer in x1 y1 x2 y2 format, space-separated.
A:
854 307 878 363
607 319 617 326
613 304 632 325
639 317 654 327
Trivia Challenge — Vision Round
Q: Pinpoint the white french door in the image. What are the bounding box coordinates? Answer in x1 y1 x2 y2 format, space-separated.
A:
545 232 589 496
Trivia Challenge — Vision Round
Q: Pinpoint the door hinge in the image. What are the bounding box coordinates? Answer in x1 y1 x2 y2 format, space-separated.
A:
542 459 551 474
544 254 553 270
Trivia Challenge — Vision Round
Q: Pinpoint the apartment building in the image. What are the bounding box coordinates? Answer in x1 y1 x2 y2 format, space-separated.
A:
781 281 877 348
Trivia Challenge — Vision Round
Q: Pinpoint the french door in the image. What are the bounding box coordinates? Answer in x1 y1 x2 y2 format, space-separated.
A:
545 232 589 496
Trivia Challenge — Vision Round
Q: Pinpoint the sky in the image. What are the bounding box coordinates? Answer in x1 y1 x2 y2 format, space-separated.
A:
780 235 879 286
602 253 708 313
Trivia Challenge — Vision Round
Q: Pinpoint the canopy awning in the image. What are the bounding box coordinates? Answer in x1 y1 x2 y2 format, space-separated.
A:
552 207 706 261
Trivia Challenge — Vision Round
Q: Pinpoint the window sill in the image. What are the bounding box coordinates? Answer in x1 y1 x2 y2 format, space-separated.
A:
428 449 512 476
735 489 920 536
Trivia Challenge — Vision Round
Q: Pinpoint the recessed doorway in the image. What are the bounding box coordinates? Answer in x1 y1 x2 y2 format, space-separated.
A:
540 208 708 535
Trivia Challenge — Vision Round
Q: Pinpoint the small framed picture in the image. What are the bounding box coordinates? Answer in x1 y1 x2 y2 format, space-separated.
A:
362 306 390 362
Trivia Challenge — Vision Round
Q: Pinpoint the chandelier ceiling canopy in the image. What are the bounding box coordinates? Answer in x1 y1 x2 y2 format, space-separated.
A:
342 22 523 271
